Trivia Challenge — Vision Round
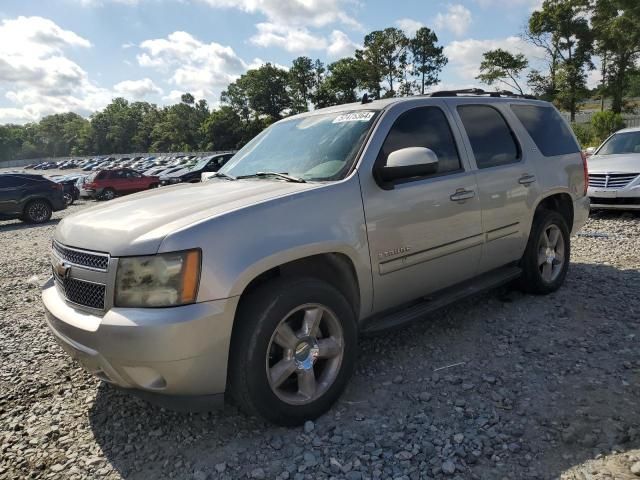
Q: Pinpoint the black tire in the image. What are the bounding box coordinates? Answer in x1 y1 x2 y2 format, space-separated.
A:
149 183 159 189
518 209 570 294
100 188 116 201
63 193 73 206
23 199 52 224
228 277 358 425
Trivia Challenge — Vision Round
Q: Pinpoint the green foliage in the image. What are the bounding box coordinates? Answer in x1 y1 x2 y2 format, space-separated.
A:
528 0 594 121
591 110 625 142
570 122 596 147
477 49 529 94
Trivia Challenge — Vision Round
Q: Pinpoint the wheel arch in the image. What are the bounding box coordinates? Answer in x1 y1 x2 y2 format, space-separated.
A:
234 251 362 322
533 191 574 233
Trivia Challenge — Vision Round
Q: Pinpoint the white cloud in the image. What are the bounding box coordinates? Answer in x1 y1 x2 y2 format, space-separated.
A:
435 4 472 37
326 30 360 59
444 36 545 85
197 0 361 29
395 18 424 37
137 31 250 103
113 78 162 99
474 0 542 10
0 16 112 124
250 23 327 53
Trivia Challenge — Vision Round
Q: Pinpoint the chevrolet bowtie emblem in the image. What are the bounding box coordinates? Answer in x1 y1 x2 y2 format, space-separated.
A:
55 260 71 279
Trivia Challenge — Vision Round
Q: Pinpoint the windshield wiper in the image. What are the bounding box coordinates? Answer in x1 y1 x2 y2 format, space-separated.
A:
237 172 306 183
212 171 236 180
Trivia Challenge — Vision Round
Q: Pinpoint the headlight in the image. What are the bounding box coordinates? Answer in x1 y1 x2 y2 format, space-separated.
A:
115 250 201 307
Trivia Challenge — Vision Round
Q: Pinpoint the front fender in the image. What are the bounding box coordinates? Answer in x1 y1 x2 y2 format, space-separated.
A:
158 175 374 318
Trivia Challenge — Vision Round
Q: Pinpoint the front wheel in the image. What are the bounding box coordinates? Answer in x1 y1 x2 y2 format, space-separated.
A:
518 209 570 294
99 188 116 201
229 277 357 425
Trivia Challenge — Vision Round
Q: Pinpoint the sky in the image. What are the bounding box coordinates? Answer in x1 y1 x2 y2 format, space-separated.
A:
0 0 596 125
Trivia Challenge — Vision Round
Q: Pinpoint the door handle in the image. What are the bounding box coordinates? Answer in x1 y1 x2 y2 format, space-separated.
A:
450 189 475 202
519 174 537 185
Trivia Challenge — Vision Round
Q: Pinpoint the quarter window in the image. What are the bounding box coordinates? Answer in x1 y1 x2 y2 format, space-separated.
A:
458 105 520 169
378 107 461 176
511 104 579 156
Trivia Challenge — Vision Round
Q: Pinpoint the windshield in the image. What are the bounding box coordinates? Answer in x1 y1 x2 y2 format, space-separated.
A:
596 131 640 155
220 110 378 181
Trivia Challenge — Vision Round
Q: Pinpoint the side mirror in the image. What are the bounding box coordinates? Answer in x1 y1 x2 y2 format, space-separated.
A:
585 147 596 156
377 147 439 183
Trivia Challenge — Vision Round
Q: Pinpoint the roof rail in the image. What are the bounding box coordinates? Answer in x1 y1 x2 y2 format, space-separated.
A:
429 88 537 100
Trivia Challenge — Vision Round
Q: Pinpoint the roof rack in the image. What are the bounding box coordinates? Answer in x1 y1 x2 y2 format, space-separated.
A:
428 88 537 100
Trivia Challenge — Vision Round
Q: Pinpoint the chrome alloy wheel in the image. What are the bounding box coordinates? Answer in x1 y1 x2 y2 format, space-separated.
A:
537 224 565 283
265 304 344 406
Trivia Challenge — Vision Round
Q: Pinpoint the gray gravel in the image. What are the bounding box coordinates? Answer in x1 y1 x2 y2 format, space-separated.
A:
1 202 639 480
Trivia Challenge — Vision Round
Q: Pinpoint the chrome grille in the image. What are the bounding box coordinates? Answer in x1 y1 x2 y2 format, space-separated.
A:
53 241 109 271
54 275 106 310
588 173 639 189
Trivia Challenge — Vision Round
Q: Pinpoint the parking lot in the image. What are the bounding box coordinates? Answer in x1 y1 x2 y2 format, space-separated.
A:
0 185 637 479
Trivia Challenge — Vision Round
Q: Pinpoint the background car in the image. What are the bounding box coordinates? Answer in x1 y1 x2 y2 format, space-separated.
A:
160 153 234 185
0 173 66 223
83 168 160 200
587 127 640 210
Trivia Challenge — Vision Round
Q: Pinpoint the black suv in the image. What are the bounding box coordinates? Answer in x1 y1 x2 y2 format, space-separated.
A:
160 153 234 185
0 174 67 223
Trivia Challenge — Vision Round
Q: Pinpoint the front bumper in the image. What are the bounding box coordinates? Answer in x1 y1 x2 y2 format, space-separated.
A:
588 182 640 210
42 279 239 403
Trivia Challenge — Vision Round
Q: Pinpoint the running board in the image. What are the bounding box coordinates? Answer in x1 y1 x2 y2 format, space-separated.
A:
361 265 522 334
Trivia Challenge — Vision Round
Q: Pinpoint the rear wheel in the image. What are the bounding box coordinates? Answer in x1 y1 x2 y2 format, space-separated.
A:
229 277 357 425
63 193 73 206
519 209 570 294
23 199 52 223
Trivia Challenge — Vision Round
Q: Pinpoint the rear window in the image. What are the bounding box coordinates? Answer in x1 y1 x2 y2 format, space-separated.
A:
510 105 579 156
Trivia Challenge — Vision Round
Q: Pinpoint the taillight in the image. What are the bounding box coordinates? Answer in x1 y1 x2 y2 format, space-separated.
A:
581 151 588 195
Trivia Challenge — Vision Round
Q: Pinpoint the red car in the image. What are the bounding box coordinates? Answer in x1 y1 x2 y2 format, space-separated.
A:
84 168 160 200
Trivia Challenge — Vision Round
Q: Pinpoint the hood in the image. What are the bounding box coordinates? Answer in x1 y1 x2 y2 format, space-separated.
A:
56 179 319 256
588 153 640 174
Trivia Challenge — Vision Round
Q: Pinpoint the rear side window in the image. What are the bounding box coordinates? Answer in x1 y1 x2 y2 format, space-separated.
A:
0 176 18 187
511 105 579 156
458 105 520 169
378 106 461 175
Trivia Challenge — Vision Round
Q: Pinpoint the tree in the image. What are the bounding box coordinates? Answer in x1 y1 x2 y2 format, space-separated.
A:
325 58 362 105
289 56 316 113
591 0 640 113
477 49 529 94
529 0 594 121
356 28 409 98
409 27 447 94
222 64 291 122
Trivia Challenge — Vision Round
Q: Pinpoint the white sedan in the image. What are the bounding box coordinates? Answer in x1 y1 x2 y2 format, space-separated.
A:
588 127 640 210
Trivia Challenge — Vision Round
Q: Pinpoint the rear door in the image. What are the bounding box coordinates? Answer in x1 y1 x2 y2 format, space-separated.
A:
450 101 542 273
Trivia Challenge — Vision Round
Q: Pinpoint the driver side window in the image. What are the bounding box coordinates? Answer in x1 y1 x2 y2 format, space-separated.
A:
377 107 462 176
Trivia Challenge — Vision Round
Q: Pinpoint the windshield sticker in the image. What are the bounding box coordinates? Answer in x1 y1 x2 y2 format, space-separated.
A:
332 112 375 124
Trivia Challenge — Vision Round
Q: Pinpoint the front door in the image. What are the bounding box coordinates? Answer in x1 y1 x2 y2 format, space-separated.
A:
360 103 483 313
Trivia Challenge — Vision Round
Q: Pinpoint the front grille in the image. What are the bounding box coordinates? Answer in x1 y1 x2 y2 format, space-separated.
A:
53 242 109 271
55 276 106 310
590 197 640 205
588 173 639 189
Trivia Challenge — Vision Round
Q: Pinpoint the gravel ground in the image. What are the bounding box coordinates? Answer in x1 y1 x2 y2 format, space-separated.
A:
0 200 639 480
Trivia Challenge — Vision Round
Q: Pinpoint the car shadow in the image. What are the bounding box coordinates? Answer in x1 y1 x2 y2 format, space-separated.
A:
0 217 61 232
88 261 640 479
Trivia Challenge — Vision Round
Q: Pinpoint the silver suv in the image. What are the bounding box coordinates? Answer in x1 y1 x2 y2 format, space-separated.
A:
43 91 590 425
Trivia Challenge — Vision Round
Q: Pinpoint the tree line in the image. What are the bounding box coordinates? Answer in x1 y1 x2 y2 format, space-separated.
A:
1 0 640 161
477 0 640 124
0 26 446 161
